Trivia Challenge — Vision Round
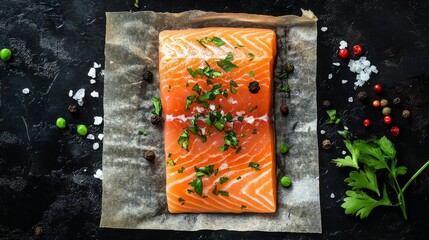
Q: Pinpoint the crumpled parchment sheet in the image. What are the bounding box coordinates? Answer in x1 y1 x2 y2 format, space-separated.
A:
101 9 321 233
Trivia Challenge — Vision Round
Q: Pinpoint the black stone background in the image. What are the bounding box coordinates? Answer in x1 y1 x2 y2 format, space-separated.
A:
1 0 428 239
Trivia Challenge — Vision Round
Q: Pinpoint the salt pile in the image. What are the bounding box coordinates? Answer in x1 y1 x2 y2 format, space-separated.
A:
348 57 378 88
94 169 103 180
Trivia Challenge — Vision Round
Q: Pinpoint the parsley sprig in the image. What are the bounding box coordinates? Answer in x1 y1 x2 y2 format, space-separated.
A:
333 135 429 220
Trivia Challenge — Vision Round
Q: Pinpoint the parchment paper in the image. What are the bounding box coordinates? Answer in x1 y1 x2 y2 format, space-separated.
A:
101 10 321 233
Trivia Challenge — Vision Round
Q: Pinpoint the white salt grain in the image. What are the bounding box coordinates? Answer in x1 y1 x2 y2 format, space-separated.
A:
94 116 103 125
87 134 95 140
342 150 347 155
344 126 349 130
339 40 348 49
98 134 104 140
348 97 353 102
100 70 105 76
320 130 326 135
22 88 30 94
93 142 100 150
90 79 96 84
88 67 96 78
68 90 73 97
333 62 340 66
330 193 335 199
328 73 333 79
73 88 85 106
93 62 102 69
77 99 84 106
90 91 99 98
342 80 348 84
94 169 103 180
321 27 328 32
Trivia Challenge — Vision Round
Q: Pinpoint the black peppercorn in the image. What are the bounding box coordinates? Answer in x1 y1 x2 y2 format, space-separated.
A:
150 115 163 125
322 139 332 150
144 150 155 161
68 104 78 114
356 91 368 102
285 63 294 73
322 100 331 108
248 81 260 94
280 104 289 114
142 70 153 82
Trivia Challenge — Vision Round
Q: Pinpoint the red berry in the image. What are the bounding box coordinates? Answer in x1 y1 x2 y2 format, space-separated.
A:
353 45 363 55
373 84 382 94
391 126 400 136
363 119 371 127
338 48 349 59
384 115 392 125
373 100 380 108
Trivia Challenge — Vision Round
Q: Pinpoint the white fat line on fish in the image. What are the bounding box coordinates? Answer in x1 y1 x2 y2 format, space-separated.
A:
166 114 268 124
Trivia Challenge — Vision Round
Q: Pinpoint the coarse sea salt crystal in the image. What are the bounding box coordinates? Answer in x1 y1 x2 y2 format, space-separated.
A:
88 67 96 78
339 40 348 49
342 80 348 84
98 134 104 140
321 27 328 32
94 116 103 125
87 134 95 140
90 91 99 98
330 193 335 198
93 142 100 150
228 98 238 104
342 150 347 155
320 130 326 135
100 70 105 76
73 88 85 106
348 97 353 102
22 88 30 94
333 62 340 66
90 79 96 84
328 73 333 79
68 90 73 97
93 62 102 69
344 126 349 130
94 169 103 180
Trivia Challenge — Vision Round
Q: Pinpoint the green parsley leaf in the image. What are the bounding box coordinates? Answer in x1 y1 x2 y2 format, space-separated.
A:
230 80 238 94
178 166 185 173
168 153 172 158
219 191 229 196
217 52 238 72
238 116 244 122
212 37 226 47
167 160 175 166
219 176 229 184
332 140 360 169
138 130 148 136
235 146 242 154
252 129 258 134
187 189 194 194
134 0 139 8
190 177 203 196
341 186 392 219
325 109 341 124
249 162 260 170
277 84 290 93
194 164 214 177
249 70 255 77
236 176 242 180
241 205 246 209
248 52 255 60
345 165 380 196
185 95 196 111
177 129 190 150
378 136 396 160
188 67 198 78
192 83 202 95
151 97 162 116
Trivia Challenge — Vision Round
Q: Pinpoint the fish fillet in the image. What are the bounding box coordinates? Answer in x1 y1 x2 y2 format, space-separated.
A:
159 27 277 213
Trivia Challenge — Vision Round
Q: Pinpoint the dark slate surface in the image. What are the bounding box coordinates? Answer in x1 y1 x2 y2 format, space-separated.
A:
1 0 428 239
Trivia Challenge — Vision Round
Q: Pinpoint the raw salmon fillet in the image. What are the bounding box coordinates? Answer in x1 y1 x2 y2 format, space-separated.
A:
159 27 277 213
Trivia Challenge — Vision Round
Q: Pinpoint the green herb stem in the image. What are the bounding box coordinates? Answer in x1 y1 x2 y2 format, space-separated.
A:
401 160 429 193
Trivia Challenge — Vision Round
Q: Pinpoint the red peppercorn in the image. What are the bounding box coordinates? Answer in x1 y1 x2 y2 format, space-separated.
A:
353 45 363 55
390 126 400 136
373 100 380 108
384 115 392 125
338 48 349 59
373 84 382 94
363 119 371 127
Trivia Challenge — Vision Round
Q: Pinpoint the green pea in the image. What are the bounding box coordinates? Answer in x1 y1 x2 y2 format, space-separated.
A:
279 143 289 154
0 48 12 62
280 176 292 187
56 117 67 129
77 124 88 136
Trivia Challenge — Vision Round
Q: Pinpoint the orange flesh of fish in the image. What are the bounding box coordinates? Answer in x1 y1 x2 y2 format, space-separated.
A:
159 27 277 213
